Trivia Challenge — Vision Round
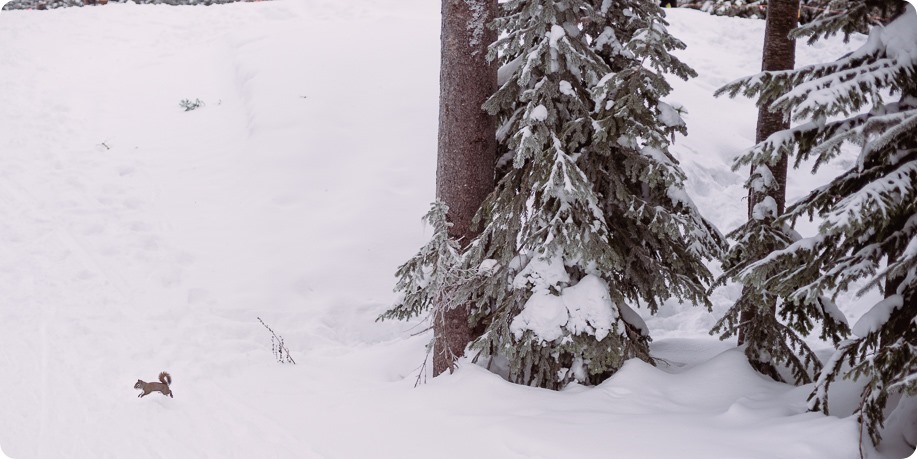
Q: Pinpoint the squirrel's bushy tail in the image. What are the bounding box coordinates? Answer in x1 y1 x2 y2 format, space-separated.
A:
159 371 172 386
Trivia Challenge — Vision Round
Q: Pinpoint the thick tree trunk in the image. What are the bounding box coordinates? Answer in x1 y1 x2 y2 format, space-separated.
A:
737 0 798 346
433 0 497 376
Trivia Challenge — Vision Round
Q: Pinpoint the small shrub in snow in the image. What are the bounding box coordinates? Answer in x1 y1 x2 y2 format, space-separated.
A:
179 98 205 112
257 317 295 364
2 0 82 9
688 0 767 19
2 0 258 9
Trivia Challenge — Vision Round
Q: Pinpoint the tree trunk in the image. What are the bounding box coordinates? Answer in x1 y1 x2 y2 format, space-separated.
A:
737 0 798 346
433 0 497 376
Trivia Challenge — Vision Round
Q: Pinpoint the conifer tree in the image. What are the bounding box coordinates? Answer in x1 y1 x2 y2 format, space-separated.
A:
431 0 498 376
717 1 915 449
450 0 725 389
380 1 497 378
381 202 467 324
708 0 850 385
688 0 891 25
692 0 767 19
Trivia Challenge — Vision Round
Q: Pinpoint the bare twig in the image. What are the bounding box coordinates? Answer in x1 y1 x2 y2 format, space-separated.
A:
414 343 433 388
257 317 296 364
410 325 433 338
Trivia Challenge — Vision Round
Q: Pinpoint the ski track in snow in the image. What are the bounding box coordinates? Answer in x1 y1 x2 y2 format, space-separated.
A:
0 2 883 458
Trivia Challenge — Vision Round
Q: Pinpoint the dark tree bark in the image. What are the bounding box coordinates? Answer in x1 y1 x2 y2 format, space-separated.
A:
737 0 798 346
433 0 497 376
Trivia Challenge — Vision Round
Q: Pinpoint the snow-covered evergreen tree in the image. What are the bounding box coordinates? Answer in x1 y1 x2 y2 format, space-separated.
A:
380 201 478 373
1 0 244 9
710 0 853 386
717 2 916 448
691 0 767 19
710 179 852 383
688 0 896 25
380 202 467 324
453 0 725 389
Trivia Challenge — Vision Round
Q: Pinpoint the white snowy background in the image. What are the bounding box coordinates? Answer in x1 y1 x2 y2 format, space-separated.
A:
0 1 911 458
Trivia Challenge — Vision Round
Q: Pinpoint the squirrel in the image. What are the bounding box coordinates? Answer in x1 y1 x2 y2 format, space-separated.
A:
134 371 173 398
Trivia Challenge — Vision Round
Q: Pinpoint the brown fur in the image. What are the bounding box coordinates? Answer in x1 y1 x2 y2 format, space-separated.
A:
134 371 173 398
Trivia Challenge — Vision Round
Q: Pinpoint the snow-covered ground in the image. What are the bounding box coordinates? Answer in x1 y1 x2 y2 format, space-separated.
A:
0 2 908 458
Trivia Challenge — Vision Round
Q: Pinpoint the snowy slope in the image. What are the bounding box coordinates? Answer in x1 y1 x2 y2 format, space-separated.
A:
0 2 899 458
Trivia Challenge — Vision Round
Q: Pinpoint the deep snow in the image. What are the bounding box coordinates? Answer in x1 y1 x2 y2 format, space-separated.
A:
0 1 909 458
